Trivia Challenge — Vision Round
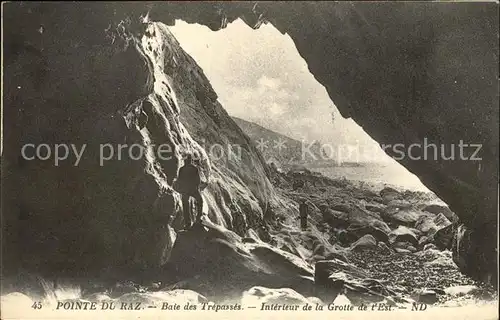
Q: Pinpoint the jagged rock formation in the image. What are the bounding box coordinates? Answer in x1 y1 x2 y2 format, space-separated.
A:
2 2 498 285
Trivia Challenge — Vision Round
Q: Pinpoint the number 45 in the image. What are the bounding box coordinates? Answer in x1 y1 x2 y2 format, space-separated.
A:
31 302 42 309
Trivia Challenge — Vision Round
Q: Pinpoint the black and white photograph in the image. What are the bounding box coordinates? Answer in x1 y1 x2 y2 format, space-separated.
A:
1 2 498 319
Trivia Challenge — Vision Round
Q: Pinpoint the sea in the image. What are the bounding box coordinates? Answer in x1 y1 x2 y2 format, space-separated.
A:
312 161 431 193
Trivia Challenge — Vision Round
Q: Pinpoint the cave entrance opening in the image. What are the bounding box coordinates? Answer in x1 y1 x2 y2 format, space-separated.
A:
169 18 452 205
162 17 471 294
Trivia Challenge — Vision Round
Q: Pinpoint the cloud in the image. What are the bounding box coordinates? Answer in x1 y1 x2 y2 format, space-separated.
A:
169 19 392 162
257 75 282 90
268 102 286 117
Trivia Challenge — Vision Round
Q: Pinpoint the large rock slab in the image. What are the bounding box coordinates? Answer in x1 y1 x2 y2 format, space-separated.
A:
350 235 378 251
165 218 315 301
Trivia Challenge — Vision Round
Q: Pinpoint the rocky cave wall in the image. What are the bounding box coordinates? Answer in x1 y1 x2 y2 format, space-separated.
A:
2 2 498 283
2 2 285 279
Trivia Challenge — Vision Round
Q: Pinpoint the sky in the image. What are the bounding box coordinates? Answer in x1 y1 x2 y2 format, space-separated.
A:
169 19 393 164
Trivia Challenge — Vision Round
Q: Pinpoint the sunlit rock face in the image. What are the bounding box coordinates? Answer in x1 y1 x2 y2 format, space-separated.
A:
2 2 280 278
2 2 498 285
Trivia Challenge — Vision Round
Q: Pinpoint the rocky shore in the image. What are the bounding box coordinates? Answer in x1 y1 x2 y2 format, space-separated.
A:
261 166 496 306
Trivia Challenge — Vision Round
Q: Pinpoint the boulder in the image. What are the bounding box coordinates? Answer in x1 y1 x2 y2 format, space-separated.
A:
321 208 350 229
433 224 455 250
110 281 145 297
314 259 360 302
380 201 413 223
425 256 458 269
389 226 418 247
165 218 316 300
416 249 457 269
380 296 397 307
365 204 385 214
342 278 392 304
393 242 417 252
390 210 421 225
415 248 445 260
83 293 112 302
444 285 478 297
371 220 392 234
307 296 324 305
422 204 450 215
0 292 33 310
350 235 378 251
414 214 439 234
414 213 452 248
422 243 437 251
331 203 353 213
406 245 417 252
426 288 446 295
315 261 392 304
422 204 458 223
433 213 452 230
315 259 370 282
115 290 207 305
418 234 434 247
345 224 389 243
241 287 310 306
417 289 439 304
379 187 401 203
341 204 384 227
386 199 413 209
336 230 356 245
